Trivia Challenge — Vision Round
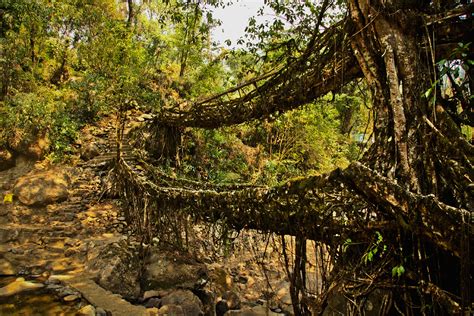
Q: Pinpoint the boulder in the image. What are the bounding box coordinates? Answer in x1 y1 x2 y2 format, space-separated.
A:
13 168 70 206
77 305 96 316
217 291 241 316
143 289 168 300
144 297 161 308
80 142 100 161
26 134 50 159
222 291 241 310
142 250 208 291
10 130 50 160
86 241 141 300
0 149 15 171
323 289 392 316
207 264 233 298
161 289 204 316
194 289 216 316
158 304 185 316
224 306 284 316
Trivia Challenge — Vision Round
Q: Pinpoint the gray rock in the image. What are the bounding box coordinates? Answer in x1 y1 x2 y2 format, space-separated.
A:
86 241 141 300
58 287 77 298
161 289 204 316
13 169 70 206
46 284 62 290
144 297 161 308
142 250 208 291
95 307 108 316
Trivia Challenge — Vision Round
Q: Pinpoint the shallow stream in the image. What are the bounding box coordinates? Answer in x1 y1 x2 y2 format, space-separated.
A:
0 276 82 315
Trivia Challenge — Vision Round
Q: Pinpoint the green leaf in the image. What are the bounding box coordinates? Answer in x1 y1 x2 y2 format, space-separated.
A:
342 238 352 253
392 265 405 278
367 252 373 262
424 87 433 99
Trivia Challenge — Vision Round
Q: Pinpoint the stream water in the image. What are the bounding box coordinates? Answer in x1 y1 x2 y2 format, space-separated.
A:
0 276 82 315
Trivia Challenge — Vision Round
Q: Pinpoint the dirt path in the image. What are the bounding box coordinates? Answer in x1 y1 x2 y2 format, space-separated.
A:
0 114 149 313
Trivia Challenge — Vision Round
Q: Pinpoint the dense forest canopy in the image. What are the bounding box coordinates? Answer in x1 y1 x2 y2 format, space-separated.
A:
0 0 473 315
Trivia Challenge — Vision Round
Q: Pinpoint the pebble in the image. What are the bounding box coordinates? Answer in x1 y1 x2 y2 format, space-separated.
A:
63 294 80 302
46 276 61 285
64 213 76 221
77 304 96 316
257 299 267 305
237 276 248 284
64 239 75 246
58 288 77 297
9 248 24 255
65 248 78 257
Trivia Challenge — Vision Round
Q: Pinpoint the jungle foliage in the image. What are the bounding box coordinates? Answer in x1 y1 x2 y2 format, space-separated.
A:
0 0 364 172
1 0 472 315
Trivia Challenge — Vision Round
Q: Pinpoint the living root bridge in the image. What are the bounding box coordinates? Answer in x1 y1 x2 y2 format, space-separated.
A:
153 5 472 130
113 157 472 257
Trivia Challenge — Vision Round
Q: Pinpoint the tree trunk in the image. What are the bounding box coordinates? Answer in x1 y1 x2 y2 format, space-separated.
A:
147 122 182 166
127 0 134 27
347 0 472 313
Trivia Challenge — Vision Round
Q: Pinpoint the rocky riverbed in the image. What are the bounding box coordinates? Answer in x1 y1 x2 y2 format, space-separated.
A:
0 114 296 316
